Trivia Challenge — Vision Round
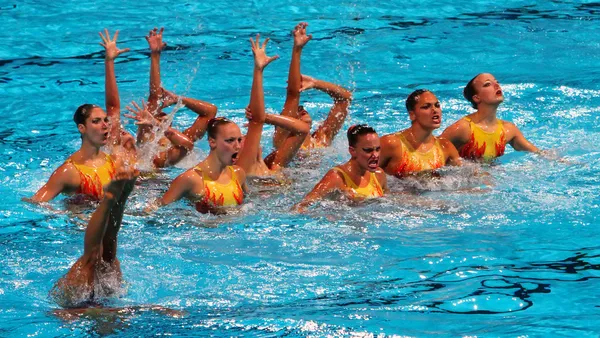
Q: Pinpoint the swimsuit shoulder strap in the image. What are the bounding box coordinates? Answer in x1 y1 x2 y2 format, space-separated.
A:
332 167 353 187
227 166 238 183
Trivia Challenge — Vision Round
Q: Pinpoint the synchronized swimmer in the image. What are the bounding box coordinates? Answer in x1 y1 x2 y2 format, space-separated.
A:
26 23 546 309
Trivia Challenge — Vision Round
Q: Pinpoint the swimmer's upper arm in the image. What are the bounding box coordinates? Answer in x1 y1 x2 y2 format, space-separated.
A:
440 119 470 149
378 134 398 169
232 166 248 193
376 169 389 194
505 122 539 153
159 170 200 206
311 99 351 147
440 137 462 166
29 163 79 203
302 169 344 202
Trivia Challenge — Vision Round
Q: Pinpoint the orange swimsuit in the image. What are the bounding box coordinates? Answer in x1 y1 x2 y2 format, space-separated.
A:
195 166 244 213
394 133 445 178
66 154 116 200
332 167 383 199
459 117 506 161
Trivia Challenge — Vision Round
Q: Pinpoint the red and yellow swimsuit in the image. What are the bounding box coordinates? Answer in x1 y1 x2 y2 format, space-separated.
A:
66 154 116 200
458 117 506 161
394 133 445 178
332 167 383 199
195 166 244 213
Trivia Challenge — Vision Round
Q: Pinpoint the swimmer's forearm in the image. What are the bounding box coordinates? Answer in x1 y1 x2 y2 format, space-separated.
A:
164 128 193 150
286 47 303 95
83 195 117 257
312 79 352 102
149 52 161 99
181 96 217 118
265 114 310 134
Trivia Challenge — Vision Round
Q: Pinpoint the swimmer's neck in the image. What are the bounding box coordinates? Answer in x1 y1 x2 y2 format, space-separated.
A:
405 125 435 145
77 140 103 159
473 103 500 123
346 159 368 177
204 152 230 173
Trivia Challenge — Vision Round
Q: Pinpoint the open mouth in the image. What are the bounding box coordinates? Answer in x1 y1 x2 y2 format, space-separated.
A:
432 115 441 123
102 132 109 140
368 158 379 169
231 152 238 164
496 89 503 96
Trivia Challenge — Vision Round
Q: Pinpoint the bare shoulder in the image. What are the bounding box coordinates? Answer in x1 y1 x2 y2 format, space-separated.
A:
501 120 521 138
380 133 401 149
442 117 470 135
322 167 345 185
437 136 456 149
374 168 387 181
53 161 80 183
176 167 204 185
231 165 246 182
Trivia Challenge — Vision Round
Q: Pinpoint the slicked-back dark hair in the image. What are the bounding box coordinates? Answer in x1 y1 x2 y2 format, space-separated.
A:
405 89 430 112
207 117 234 139
347 124 377 147
73 104 100 126
464 74 481 109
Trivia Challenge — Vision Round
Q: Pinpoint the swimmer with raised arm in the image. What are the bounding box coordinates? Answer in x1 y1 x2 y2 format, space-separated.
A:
143 35 286 214
272 22 353 151
379 90 461 178
294 124 389 212
129 28 217 168
29 30 133 203
440 73 539 161
236 33 310 176
50 162 137 308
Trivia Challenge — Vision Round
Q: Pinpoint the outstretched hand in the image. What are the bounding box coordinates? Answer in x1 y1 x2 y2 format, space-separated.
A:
99 29 130 61
146 27 167 53
292 22 312 49
125 99 156 127
250 34 279 70
300 74 317 92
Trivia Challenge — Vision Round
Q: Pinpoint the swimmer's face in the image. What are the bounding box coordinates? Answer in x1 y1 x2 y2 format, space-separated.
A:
472 73 503 106
298 106 313 126
350 133 381 172
78 107 109 146
409 91 442 130
209 122 242 165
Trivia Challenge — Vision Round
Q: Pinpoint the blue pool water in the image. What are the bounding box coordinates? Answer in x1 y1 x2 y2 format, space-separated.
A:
2 0 600 336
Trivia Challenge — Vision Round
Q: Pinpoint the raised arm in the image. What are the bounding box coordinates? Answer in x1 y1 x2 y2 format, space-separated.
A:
161 89 218 142
303 75 353 146
146 28 167 114
125 100 193 168
236 34 279 172
274 22 312 148
83 165 136 259
293 169 344 212
263 112 310 169
99 29 130 147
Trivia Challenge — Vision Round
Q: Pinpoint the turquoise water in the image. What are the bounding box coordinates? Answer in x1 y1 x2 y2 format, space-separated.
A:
2 0 600 336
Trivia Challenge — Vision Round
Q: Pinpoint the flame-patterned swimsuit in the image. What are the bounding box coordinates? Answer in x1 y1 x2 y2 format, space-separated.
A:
332 167 384 199
394 133 445 178
458 117 506 161
195 166 244 213
66 154 116 200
